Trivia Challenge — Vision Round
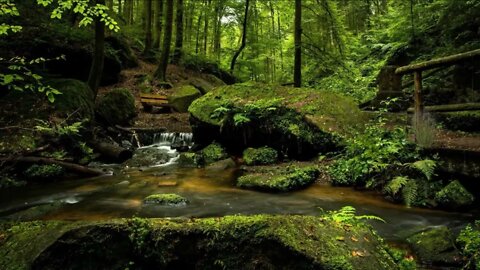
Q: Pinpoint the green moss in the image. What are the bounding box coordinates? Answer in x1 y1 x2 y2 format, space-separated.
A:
237 166 319 192
1 215 397 269
189 82 365 136
243 146 278 165
167 85 202 112
143 193 188 205
0 221 75 270
406 226 461 266
24 164 65 180
434 180 475 208
177 152 204 167
200 142 228 164
95 88 137 126
49 79 95 121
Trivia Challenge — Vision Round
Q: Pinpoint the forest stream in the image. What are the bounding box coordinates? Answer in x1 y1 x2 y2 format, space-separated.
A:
0 133 475 243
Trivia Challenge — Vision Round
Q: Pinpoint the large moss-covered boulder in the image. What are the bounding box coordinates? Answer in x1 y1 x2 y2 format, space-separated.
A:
1 215 398 269
189 82 365 159
407 226 463 267
237 166 319 192
49 79 95 121
434 180 475 209
168 85 202 112
96 88 136 126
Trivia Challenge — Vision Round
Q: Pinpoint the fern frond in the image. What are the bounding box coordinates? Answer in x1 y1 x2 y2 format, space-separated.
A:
402 179 418 207
411 159 436 181
385 176 409 196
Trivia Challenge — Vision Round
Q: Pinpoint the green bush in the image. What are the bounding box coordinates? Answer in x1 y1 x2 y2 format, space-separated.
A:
243 147 278 166
200 143 228 164
329 123 418 186
457 220 480 270
24 164 65 180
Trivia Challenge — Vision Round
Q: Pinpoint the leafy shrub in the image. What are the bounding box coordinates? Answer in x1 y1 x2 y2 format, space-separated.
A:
24 164 65 180
457 221 480 270
329 123 417 186
243 147 278 165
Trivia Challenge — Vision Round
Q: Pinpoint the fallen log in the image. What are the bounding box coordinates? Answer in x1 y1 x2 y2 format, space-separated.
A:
407 103 480 113
0 156 104 176
90 141 133 163
115 125 167 134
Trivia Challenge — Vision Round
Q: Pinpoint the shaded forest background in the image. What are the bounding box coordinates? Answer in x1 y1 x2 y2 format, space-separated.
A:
1 0 480 103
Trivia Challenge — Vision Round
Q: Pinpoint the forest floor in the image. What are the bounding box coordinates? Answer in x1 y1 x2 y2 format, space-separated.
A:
432 129 480 152
98 60 219 133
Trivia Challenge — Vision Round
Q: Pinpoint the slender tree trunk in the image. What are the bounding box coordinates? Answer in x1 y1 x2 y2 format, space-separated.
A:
230 0 250 73
107 0 113 10
117 0 122 16
153 0 164 49
195 12 202 54
143 0 153 54
202 0 210 56
172 0 184 63
154 0 174 81
88 0 106 99
293 0 302 87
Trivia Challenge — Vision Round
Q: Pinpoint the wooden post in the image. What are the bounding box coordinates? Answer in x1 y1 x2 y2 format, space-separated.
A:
414 71 423 142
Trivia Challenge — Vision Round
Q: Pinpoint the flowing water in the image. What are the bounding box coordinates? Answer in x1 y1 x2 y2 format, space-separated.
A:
0 133 476 241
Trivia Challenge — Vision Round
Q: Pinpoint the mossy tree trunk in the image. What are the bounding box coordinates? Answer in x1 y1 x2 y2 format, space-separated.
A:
154 0 173 81
87 0 106 99
172 0 184 63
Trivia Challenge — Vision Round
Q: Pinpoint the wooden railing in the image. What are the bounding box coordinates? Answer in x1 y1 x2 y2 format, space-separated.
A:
394 49 480 124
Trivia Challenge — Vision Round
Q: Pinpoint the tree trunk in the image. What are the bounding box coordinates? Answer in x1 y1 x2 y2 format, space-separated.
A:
88 0 106 99
230 0 250 73
153 0 164 49
154 0 174 81
143 0 153 54
172 0 184 63
293 0 302 88
202 0 210 56
0 156 104 176
117 0 122 16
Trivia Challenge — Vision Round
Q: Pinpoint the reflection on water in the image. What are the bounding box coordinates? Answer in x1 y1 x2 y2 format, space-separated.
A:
0 163 475 240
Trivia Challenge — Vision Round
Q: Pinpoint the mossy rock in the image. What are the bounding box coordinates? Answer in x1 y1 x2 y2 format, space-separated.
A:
167 85 202 113
95 88 136 126
1 215 398 269
243 146 278 166
48 79 95 121
105 36 139 69
24 164 65 181
407 226 463 267
143 193 188 206
434 111 480 132
434 180 475 209
237 166 319 192
189 82 365 159
200 142 229 165
177 152 203 167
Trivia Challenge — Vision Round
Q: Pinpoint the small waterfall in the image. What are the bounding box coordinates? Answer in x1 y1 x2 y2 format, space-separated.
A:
153 132 193 146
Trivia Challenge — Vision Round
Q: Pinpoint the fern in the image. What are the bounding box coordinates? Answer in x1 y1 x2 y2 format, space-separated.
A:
411 159 436 181
402 180 418 207
385 176 409 196
326 206 385 224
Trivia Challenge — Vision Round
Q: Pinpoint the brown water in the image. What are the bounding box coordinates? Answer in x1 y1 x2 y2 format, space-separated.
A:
0 142 476 241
